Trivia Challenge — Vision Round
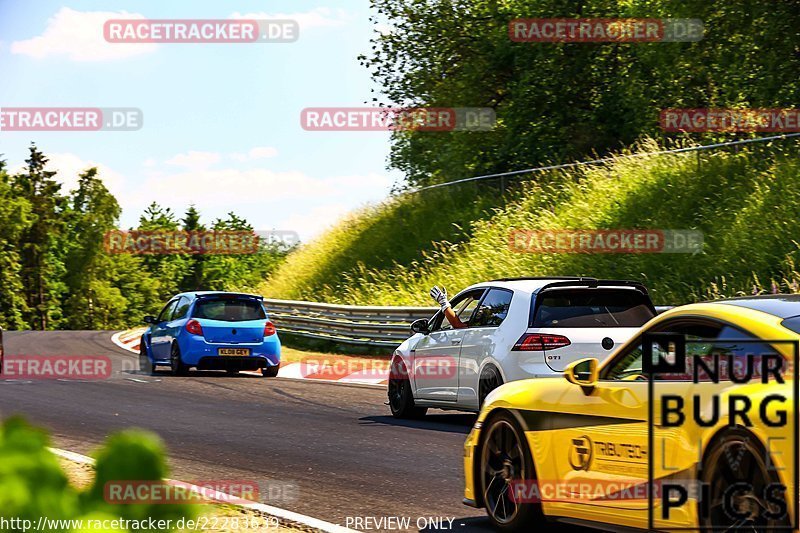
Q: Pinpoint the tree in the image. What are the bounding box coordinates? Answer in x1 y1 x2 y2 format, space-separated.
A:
201 213 292 292
361 0 800 188
135 202 191 302
0 144 288 330
0 158 32 329
179 205 206 292
12 144 66 329
62 168 124 329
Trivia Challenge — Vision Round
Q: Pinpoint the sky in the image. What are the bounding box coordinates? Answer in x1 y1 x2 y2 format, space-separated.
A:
0 0 398 240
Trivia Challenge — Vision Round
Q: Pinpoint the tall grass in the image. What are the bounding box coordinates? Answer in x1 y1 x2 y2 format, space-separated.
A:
260 185 504 300
261 139 800 305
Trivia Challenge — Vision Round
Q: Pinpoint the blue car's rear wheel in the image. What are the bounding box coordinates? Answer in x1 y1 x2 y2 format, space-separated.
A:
170 343 189 376
261 365 279 377
139 340 154 375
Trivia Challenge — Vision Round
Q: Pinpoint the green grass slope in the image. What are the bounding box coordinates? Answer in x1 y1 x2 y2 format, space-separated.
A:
260 185 504 300
262 140 800 306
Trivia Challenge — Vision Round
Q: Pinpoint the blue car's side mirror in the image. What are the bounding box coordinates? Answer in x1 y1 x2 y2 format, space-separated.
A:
143 315 157 324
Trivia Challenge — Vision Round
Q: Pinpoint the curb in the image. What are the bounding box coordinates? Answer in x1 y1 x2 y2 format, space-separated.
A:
111 328 147 354
111 330 388 388
48 447 358 533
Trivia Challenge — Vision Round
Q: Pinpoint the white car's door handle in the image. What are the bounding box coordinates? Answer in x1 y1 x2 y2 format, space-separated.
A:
451 339 461 345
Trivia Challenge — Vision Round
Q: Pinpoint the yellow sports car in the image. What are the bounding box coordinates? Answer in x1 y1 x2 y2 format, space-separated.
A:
463 295 799 532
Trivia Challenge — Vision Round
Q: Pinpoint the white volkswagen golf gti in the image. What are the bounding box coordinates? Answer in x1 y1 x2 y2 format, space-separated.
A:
387 277 657 418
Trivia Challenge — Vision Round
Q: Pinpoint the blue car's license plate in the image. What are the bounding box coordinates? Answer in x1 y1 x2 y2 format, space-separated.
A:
218 348 251 356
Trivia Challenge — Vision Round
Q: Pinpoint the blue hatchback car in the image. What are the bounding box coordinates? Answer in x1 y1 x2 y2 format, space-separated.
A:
139 292 281 377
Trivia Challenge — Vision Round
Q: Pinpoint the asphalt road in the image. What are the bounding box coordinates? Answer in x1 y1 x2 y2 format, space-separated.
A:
0 331 499 532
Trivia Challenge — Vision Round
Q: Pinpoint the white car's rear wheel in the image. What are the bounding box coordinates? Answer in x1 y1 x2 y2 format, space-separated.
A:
479 366 503 408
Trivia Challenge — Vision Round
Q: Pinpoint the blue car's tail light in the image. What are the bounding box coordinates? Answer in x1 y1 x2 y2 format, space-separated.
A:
264 321 276 337
186 319 204 336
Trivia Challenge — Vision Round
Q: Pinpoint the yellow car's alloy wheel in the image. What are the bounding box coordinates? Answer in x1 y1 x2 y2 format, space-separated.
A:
701 428 790 532
479 413 541 530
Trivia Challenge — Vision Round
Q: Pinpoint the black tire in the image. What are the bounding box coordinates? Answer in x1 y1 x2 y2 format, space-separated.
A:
700 428 790 531
479 366 503 409
388 358 427 419
261 365 279 377
479 412 542 530
170 343 189 376
139 341 154 375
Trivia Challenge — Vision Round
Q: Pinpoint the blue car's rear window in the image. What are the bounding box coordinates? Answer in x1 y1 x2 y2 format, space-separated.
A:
193 299 266 322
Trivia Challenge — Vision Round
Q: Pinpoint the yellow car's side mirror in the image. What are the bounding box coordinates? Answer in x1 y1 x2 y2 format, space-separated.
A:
564 358 599 387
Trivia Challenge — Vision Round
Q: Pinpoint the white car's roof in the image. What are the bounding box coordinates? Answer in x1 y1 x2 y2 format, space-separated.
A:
461 277 645 297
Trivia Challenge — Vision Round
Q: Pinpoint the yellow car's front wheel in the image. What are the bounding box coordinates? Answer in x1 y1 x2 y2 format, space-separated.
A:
479 412 543 530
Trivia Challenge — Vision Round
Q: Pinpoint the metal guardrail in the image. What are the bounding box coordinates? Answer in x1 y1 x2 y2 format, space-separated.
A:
264 298 675 348
264 298 438 348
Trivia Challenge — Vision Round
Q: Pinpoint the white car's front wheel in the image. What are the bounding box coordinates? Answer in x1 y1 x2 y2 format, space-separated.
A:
388 358 427 419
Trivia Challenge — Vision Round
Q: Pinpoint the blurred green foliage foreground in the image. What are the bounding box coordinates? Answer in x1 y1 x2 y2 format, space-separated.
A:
0 417 196 531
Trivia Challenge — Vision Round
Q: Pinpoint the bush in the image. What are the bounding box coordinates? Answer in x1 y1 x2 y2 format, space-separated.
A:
0 417 195 531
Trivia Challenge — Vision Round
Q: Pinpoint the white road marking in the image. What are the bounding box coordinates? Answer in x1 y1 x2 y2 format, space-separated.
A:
48 447 358 533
